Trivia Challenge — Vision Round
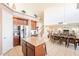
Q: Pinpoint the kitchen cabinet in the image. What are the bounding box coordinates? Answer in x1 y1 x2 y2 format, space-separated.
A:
22 37 46 56
22 40 27 56
13 18 18 25
13 36 20 46
13 17 28 26
17 19 24 25
31 20 37 30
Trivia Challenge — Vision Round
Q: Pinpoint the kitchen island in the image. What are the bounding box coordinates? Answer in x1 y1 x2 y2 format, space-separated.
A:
22 37 46 56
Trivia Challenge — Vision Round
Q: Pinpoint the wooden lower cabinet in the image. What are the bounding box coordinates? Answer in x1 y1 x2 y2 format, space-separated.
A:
35 44 45 56
22 41 27 56
22 40 46 56
13 36 20 46
27 46 35 56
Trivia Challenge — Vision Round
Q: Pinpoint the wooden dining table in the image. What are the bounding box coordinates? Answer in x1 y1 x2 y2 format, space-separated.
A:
50 34 79 50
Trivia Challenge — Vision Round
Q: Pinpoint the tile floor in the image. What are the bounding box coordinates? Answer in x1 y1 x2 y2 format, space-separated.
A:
3 46 23 56
3 38 79 56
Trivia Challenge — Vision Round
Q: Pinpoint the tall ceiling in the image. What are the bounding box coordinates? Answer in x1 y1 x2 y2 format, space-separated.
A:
5 3 79 24
14 3 65 18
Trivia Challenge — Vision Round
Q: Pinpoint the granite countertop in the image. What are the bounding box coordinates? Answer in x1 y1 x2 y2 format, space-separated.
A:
23 37 45 46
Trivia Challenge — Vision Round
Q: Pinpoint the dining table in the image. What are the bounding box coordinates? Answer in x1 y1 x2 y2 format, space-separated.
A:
50 34 79 50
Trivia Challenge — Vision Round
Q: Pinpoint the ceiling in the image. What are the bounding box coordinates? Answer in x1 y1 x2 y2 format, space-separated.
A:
6 3 78 24
14 3 65 18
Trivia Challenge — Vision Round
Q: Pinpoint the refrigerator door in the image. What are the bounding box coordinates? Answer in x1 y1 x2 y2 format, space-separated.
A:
20 25 24 39
20 25 30 39
24 26 29 38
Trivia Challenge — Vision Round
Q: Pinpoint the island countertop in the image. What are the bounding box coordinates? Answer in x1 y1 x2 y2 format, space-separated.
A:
22 36 46 56
23 37 45 46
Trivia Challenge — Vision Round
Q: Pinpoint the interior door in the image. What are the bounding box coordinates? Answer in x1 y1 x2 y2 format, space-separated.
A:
2 9 13 54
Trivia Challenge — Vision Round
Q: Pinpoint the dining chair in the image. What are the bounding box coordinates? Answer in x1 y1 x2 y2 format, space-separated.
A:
67 35 77 50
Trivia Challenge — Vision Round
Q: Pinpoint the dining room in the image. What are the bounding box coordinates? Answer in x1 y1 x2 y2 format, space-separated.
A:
43 3 79 55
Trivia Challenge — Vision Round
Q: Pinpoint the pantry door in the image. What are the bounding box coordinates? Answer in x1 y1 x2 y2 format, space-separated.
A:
2 9 13 54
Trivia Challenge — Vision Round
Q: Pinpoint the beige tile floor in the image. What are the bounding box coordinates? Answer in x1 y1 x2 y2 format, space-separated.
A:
3 46 23 56
3 38 79 56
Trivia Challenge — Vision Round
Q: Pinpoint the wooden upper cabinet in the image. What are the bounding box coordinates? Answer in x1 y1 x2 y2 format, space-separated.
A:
13 17 28 25
13 18 18 25
24 20 28 25
31 20 37 30
17 19 24 25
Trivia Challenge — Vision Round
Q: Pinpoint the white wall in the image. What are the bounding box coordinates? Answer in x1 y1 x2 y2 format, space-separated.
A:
65 3 79 23
0 5 2 55
44 4 65 25
44 3 79 25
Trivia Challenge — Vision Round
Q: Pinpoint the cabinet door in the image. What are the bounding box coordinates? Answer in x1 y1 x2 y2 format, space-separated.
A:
26 42 35 56
31 20 37 30
35 44 46 56
13 36 20 46
27 47 35 56
24 20 28 25
22 41 27 56
13 18 18 25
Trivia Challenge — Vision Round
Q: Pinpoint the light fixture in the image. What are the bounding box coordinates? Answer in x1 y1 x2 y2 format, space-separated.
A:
77 3 79 9
21 10 26 14
58 21 63 25
34 14 37 18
